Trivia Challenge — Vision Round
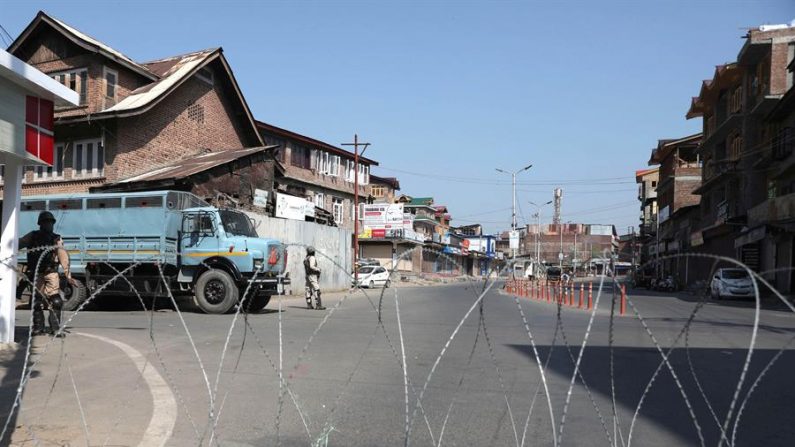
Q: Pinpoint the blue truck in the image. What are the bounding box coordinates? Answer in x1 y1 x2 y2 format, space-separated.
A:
14 190 289 314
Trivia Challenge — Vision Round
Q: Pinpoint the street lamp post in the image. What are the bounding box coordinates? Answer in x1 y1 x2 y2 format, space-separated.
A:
496 163 532 265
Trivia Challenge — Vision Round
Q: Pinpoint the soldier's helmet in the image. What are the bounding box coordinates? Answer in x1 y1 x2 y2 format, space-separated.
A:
306 246 316 255
37 211 56 225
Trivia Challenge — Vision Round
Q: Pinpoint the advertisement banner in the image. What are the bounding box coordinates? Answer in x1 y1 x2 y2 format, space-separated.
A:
509 231 520 249
275 192 311 221
362 203 405 229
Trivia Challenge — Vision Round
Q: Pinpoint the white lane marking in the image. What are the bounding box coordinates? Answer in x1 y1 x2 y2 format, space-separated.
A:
76 332 177 447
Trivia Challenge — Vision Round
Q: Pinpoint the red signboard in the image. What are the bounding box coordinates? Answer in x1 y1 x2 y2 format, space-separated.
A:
372 229 386 238
24 96 55 165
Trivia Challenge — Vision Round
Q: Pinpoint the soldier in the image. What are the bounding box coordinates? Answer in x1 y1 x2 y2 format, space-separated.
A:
19 211 76 337
303 246 325 310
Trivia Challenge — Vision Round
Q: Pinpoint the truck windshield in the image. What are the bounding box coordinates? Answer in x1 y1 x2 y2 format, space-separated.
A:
219 210 257 237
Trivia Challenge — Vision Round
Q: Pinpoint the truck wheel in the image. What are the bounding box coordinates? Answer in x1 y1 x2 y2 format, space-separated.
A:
195 270 239 314
243 294 271 313
62 278 88 311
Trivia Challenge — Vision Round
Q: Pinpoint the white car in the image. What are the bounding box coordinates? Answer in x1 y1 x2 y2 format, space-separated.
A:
710 268 754 300
353 266 391 288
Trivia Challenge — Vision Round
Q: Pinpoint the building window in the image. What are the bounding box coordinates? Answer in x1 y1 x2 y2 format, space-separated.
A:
51 68 88 105
344 159 355 182
332 197 344 225
73 139 104 178
371 185 386 198
328 155 340 176
314 192 325 209
290 145 311 169
358 164 370 185
103 67 117 100
34 144 65 181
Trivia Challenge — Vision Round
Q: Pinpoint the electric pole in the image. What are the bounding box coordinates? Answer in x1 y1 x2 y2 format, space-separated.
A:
342 134 371 284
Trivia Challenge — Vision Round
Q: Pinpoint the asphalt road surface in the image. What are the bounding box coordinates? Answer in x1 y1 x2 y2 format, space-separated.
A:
5 279 795 446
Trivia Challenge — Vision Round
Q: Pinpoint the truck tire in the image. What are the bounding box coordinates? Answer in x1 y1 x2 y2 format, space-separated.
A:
242 293 271 313
61 278 88 311
195 269 239 314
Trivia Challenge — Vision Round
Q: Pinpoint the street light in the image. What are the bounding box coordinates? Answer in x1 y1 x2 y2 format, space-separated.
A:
496 163 532 264
529 200 552 270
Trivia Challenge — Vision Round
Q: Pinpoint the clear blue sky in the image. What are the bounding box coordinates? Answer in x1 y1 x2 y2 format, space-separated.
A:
3 1 793 234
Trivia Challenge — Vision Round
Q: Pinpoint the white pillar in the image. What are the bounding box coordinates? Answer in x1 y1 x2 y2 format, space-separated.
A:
0 158 22 344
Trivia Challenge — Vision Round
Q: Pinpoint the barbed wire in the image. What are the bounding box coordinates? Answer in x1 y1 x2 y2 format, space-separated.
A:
0 244 793 446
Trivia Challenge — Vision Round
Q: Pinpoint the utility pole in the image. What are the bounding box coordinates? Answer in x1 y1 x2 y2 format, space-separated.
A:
559 222 564 271
496 163 532 265
342 134 370 284
573 228 578 277
529 200 552 272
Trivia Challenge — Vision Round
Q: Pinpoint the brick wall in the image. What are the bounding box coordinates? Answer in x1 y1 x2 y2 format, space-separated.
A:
18 31 150 118
112 76 249 181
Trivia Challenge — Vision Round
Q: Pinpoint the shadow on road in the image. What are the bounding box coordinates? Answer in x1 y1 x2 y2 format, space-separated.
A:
507 344 795 446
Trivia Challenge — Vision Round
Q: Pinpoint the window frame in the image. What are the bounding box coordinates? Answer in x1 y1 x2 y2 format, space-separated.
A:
72 138 105 178
103 66 118 101
332 197 344 225
33 143 66 181
314 192 325 209
50 68 88 106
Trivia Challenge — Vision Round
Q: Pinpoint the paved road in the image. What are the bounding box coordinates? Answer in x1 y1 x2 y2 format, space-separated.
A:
4 279 795 446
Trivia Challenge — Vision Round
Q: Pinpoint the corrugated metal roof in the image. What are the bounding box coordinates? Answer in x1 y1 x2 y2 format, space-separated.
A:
114 145 277 184
256 120 379 166
9 12 157 81
105 49 217 112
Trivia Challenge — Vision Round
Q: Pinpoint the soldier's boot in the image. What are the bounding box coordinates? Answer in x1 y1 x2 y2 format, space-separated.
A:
48 294 64 338
305 288 314 309
314 291 326 310
32 300 47 336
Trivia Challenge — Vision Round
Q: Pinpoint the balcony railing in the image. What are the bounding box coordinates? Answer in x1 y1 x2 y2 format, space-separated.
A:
748 192 795 227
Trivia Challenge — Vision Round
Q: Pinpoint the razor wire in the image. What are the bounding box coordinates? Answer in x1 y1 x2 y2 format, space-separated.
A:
0 244 794 447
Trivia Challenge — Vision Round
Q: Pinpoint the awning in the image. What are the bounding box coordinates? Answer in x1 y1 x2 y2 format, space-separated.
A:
734 225 766 248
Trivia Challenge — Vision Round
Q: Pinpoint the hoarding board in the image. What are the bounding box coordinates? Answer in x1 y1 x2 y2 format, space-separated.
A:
275 192 311 221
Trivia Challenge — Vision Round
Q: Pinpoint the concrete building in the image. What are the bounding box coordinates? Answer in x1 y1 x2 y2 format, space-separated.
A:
635 167 659 268
745 49 795 294
686 24 795 285
369 175 400 204
257 121 375 231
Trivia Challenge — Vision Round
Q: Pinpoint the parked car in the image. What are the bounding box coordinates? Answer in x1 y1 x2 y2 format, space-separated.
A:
353 265 391 288
355 258 380 270
546 266 562 283
710 268 754 300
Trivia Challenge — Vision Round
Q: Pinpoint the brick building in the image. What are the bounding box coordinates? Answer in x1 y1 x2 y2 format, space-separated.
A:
256 121 375 230
647 133 703 282
0 12 265 200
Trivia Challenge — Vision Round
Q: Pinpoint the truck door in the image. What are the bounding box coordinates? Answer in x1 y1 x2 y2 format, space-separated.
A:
180 211 219 266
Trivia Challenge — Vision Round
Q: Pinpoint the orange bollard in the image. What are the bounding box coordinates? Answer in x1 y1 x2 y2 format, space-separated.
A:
579 283 584 308
569 286 574 306
620 284 627 316
588 282 593 310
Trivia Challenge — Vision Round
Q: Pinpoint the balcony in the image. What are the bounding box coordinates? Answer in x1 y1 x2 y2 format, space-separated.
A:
748 192 795 227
